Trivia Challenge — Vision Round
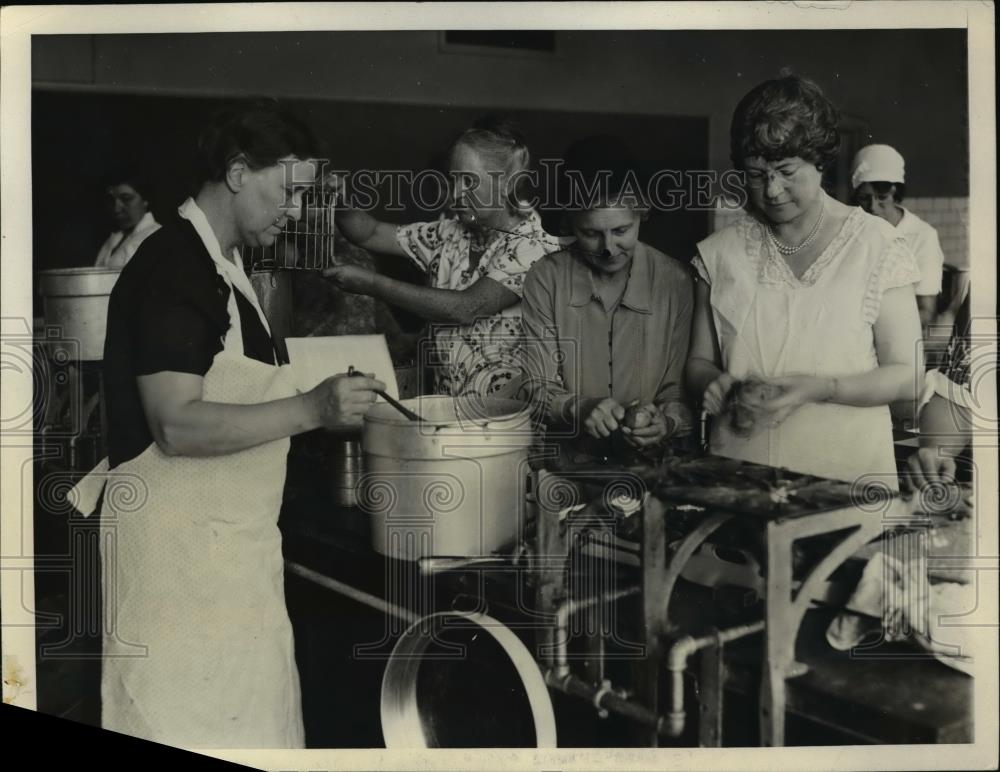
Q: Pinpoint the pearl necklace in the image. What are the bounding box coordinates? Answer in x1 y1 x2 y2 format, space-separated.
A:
767 202 826 256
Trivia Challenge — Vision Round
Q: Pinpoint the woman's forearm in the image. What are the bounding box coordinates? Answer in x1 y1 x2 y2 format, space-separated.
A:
686 279 724 405
368 274 488 325
544 388 577 425
685 357 723 403
368 273 471 323
917 295 937 330
336 209 407 257
821 363 921 407
154 395 319 457
919 394 972 455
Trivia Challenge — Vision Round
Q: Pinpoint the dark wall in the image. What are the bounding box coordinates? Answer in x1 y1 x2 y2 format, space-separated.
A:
32 29 969 198
32 91 709 270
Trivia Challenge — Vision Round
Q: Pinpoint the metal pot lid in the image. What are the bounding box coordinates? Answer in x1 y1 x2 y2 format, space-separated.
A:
380 611 557 748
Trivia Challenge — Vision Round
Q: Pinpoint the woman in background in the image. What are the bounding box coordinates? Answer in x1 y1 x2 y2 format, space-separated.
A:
851 144 945 331
686 74 923 486
94 170 161 269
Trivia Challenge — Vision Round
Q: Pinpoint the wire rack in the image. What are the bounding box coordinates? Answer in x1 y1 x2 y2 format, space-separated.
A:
241 187 338 273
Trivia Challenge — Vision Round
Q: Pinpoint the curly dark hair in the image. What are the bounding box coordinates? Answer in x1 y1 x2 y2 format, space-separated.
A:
730 73 841 171
195 100 324 186
855 180 907 203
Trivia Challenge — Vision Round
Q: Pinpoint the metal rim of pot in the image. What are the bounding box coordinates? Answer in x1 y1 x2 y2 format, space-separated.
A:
38 267 122 294
38 267 122 275
380 610 557 748
364 395 533 431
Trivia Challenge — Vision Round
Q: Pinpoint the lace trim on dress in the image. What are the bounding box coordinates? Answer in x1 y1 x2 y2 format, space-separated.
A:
754 208 868 288
738 213 768 279
862 234 922 324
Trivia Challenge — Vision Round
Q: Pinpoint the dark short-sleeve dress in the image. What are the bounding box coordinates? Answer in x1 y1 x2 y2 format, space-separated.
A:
103 217 286 467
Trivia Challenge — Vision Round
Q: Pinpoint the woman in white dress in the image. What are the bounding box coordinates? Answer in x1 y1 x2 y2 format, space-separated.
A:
686 74 924 489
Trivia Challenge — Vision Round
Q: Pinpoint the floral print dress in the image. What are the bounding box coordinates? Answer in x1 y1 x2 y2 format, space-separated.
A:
396 211 559 398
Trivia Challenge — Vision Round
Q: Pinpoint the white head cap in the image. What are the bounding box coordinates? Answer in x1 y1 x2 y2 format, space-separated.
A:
851 144 906 189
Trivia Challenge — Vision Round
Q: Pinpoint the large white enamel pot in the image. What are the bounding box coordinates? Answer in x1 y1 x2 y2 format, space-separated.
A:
359 395 534 561
38 267 121 361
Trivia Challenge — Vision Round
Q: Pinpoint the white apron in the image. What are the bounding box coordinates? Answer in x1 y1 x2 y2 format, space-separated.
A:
72 248 304 749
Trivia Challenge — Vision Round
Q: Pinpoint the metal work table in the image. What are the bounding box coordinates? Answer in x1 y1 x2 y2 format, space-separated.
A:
279 443 974 747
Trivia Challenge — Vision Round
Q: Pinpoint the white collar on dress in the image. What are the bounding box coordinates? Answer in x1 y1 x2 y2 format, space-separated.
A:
131 210 159 234
108 210 159 244
177 197 244 273
894 206 916 233
177 197 271 332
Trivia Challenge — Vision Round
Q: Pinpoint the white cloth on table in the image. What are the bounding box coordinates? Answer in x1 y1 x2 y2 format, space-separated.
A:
94 210 161 269
693 203 920 487
826 551 974 676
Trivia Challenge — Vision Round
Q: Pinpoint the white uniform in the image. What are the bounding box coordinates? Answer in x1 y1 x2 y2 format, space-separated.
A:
895 207 945 296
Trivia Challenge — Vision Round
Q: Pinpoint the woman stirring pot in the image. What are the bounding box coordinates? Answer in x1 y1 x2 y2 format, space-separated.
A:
686 74 923 486
71 103 384 748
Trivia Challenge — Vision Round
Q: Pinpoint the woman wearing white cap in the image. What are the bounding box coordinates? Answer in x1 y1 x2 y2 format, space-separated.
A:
851 143 945 330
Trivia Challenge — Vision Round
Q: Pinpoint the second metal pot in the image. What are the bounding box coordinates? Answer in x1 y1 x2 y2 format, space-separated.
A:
329 437 364 507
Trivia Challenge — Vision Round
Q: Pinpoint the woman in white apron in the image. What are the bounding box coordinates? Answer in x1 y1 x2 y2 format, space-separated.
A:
72 104 384 748
686 75 923 489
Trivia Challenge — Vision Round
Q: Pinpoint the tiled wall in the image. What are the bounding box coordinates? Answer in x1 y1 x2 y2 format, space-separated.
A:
709 196 970 270
903 197 969 270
